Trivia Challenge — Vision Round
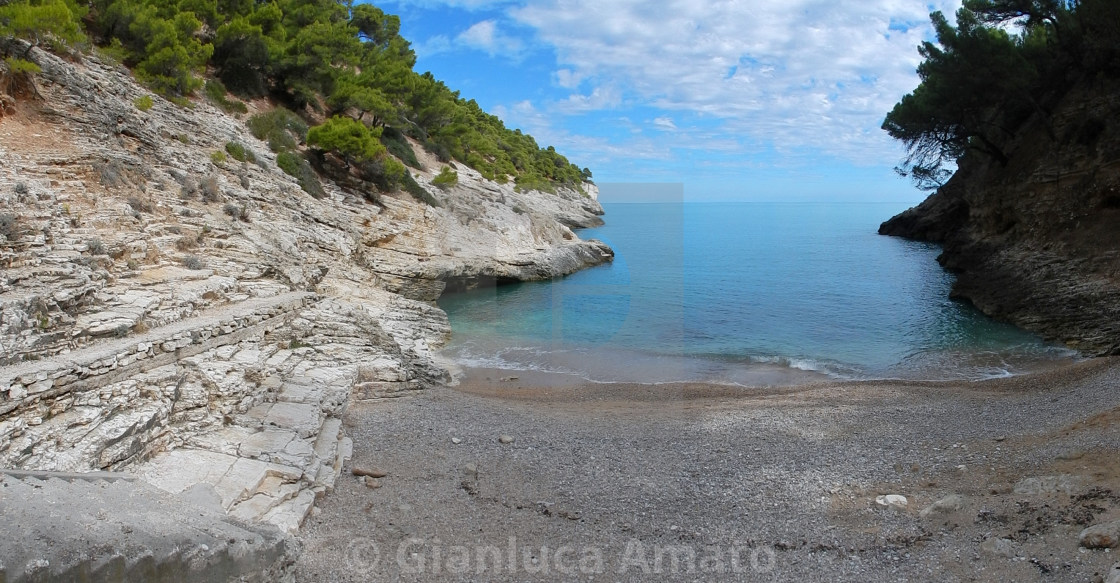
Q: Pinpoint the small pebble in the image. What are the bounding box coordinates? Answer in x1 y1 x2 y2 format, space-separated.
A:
498 435 515 444
451 437 462 444
363 477 382 489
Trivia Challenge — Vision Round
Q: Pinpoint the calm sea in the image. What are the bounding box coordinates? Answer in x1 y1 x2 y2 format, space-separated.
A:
437 202 1076 385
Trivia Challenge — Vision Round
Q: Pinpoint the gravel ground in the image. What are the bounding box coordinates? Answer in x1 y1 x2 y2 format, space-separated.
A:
295 359 1120 582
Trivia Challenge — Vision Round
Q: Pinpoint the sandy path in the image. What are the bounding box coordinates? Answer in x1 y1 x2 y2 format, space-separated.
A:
295 359 1120 582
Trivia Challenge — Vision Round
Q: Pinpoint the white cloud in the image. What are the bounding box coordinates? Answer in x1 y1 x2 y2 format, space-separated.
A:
556 85 624 113
493 100 672 164
411 34 453 57
652 116 678 131
411 18 525 59
456 19 524 56
553 68 584 89
508 0 962 161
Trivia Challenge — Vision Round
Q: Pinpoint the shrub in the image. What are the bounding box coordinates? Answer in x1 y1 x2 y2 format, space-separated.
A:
126 196 153 214
514 172 556 195
133 95 154 111
0 213 22 241
95 159 128 188
402 172 439 207
204 79 247 114
13 181 28 194
210 150 228 165
86 238 105 255
223 203 250 222
175 235 198 251
4 57 41 75
180 176 199 199
380 126 421 169
357 156 406 193
276 151 325 199
432 166 458 190
181 255 205 270
200 175 221 203
307 116 386 164
247 109 307 153
224 141 253 163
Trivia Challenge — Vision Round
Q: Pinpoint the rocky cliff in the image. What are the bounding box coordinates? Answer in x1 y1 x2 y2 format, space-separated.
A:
0 44 610 578
880 75 1120 355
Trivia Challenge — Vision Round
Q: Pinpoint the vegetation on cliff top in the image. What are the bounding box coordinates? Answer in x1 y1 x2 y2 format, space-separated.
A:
0 0 592 194
884 0 1120 190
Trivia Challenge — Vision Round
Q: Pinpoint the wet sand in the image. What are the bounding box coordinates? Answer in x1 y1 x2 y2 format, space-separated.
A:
295 358 1120 582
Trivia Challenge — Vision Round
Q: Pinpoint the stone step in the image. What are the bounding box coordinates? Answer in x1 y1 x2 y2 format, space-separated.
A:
134 413 352 534
0 469 137 482
0 291 317 401
0 473 291 582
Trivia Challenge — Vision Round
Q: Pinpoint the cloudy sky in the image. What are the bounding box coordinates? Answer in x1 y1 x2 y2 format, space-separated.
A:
372 0 963 202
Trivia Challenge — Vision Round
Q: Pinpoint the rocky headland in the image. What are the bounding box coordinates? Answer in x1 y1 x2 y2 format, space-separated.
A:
0 44 609 581
880 76 1120 356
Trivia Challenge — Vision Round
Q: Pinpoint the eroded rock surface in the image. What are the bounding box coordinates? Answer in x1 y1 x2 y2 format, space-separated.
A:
0 44 611 581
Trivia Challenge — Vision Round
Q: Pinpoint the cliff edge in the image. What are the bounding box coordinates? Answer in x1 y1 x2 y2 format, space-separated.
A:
880 76 1120 355
0 44 610 580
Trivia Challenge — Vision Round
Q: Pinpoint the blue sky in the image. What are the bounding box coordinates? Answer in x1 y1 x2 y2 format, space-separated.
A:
370 0 962 202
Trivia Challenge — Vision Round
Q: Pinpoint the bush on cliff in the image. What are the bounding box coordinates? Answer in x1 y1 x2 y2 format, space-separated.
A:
4 0 593 193
432 166 457 190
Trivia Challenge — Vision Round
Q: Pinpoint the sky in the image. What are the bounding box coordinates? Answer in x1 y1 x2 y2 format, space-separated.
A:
369 0 963 202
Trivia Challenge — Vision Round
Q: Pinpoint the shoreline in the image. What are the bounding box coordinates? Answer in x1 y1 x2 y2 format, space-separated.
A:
295 355 1120 581
439 346 1087 396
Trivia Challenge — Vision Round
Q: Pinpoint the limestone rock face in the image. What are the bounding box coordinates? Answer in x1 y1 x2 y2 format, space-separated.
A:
0 41 613 545
880 77 1120 355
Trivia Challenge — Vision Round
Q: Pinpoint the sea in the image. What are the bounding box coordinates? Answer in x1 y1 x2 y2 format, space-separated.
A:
437 201 1078 386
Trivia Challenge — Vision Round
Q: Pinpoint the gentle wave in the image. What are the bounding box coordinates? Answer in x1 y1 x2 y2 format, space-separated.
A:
439 202 1080 387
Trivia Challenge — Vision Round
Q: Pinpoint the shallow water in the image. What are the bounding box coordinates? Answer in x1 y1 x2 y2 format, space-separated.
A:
438 202 1076 385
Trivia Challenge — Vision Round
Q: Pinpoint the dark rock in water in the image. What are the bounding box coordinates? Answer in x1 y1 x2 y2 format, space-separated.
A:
880 77 1120 355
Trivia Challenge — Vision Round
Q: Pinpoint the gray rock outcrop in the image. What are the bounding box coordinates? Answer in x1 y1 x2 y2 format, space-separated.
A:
0 43 612 581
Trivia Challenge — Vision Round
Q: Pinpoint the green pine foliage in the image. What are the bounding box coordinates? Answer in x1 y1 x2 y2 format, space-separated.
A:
379 126 420 169
432 166 457 190
204 79 247 114
884 0 1120 190
224 141 253 163
247 108 307 153
1 0 592 194
307 115 386 164
0 0 86 53
277 151 325 199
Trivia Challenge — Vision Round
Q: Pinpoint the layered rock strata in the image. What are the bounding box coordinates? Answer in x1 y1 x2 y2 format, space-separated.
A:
0 43 611 580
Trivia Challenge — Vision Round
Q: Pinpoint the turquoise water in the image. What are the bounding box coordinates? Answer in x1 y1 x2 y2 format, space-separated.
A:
438 202 1075 385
